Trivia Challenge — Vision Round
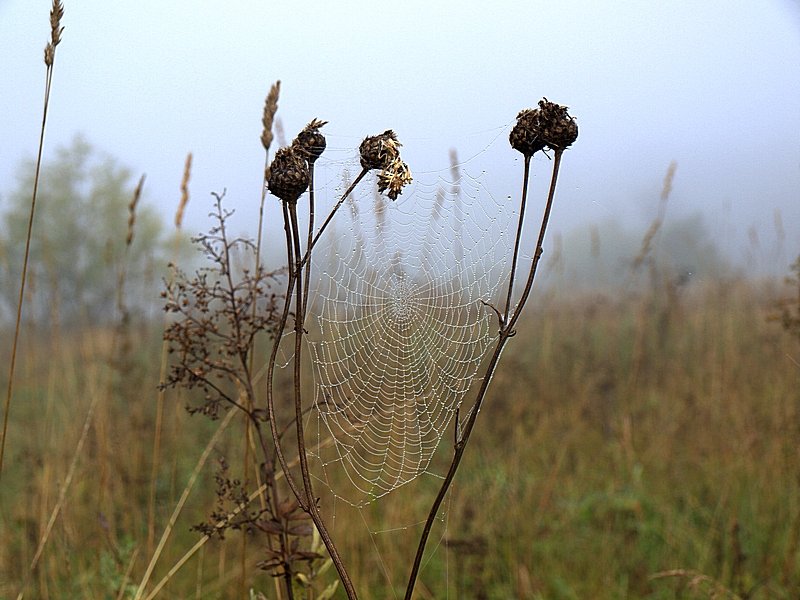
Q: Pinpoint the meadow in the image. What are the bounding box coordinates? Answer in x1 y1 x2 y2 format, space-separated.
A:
2 4 799 597
1 268 798 598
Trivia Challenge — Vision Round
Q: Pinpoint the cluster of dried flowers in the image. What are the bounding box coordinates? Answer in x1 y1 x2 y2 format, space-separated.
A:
267 123 413 204
509 97 579 157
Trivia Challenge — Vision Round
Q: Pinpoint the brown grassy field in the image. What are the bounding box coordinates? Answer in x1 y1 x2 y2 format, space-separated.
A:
1 272 798 599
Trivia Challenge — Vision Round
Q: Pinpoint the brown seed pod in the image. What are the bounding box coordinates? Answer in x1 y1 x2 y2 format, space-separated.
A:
359 130 400 170
267 146 310 203
509 98 578 156
295 118 328 163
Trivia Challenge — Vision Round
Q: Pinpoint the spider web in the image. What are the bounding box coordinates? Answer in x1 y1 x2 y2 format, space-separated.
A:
303 149 515 508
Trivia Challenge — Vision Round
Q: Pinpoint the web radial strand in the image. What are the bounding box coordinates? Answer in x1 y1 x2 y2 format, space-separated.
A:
306 168 512 507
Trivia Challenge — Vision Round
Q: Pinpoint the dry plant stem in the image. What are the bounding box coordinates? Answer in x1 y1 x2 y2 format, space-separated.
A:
297 168 368 272
210 190 291 596
302 164 316 315
266 202 305 504
404 150 564 600
147 434 338 600
267 174 368 599
15 390 101 600
134 409 237 600
287 203 358 599
241 151 275 599
151 160 193 557
503 156 532 321
0 46 58 482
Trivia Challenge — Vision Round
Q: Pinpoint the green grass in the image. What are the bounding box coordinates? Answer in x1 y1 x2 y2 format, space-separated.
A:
1 277 798 599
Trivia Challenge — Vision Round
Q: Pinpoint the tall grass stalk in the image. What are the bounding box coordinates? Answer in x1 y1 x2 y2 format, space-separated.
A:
148 153 193 558
16 382 99 600
134 409 237 600
240 80 280 599
0 0 64 482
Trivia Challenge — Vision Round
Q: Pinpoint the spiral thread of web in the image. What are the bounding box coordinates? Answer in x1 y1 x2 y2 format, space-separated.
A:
304 170 513 506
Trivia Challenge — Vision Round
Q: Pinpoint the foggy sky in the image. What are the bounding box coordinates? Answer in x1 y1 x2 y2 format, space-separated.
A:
2 0 799 274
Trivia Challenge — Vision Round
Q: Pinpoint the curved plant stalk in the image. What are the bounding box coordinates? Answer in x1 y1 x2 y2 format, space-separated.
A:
266 172 369 600
404 150 565 599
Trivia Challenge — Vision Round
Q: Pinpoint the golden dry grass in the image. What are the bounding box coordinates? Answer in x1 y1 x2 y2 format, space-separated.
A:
1 274 798 599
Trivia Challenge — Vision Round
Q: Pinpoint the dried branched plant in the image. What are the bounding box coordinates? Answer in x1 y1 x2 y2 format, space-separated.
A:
161 194 324 597
772 255 800 341
168 96 576 599
259 99 576 600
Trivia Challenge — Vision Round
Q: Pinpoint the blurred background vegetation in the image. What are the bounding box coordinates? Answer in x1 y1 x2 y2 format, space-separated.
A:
0 140 798 598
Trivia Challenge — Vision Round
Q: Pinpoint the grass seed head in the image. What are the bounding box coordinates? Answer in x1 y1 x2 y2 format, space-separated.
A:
294 118 328 163
267 146 310 203
510 98 578 156
44 0 64 66
261 80 281 151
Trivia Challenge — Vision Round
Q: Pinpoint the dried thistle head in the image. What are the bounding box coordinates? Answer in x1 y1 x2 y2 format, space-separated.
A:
377 156 413 200
44 0 65 67
267 145 310 203
294 118 328 163
359 130 400 170
509 98 578 156
261 80 280 151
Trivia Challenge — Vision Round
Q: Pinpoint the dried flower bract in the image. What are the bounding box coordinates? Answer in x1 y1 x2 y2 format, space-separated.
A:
509 98 578 156
267 146 310 203
377 156 413 200
359 130 400 171
294 118 328 163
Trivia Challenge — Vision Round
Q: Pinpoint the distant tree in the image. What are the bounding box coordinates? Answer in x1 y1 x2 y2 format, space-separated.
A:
0 136 177 325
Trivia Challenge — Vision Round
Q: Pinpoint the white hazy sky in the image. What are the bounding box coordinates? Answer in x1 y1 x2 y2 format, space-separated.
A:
2 0 799 273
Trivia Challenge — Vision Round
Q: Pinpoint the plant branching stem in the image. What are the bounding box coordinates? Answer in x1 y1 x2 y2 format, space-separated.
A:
503 156 532 322
267 171 367 599
297 168 368 273
404 150 564 599
287 200 358 599
266 202 305 504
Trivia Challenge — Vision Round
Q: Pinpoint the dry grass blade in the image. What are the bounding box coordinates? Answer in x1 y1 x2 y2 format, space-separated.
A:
15 389 100 600
650 569 742 599
134 409 237 600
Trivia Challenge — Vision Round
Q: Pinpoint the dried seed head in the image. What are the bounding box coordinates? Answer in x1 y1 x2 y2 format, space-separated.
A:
260 81 280 151
359 130 400 170
509 98 578 156
267 146 310 203
377 157 413 200
294 118 328 163
44 0 64 67
175 152 192 229
126 175 145 247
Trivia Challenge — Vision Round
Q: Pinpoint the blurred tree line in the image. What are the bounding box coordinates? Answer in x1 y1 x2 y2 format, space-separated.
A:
0 136 187 326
